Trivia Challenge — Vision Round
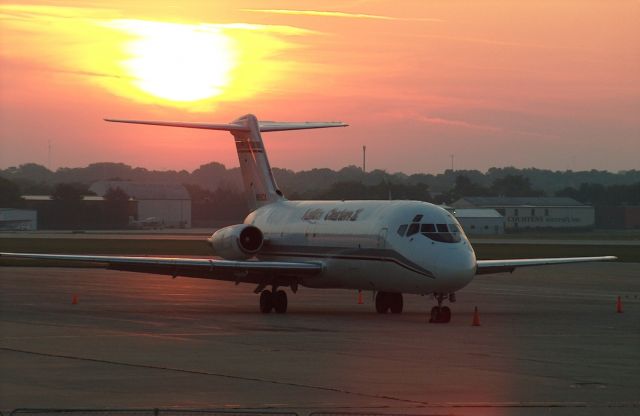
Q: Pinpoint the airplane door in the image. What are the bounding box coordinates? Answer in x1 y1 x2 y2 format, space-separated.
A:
377 228 388 248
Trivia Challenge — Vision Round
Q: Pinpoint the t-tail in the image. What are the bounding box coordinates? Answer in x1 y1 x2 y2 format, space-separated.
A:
105 114 347 210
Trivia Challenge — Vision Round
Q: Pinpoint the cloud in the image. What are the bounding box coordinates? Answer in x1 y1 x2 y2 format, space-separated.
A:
242 9 443 22
416 115 559 139
382 110 559 139
417 116 501 133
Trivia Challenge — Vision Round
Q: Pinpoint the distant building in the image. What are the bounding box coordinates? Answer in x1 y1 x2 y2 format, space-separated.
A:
596 206 640 229
451 197 594 230
90 181 191 228
0 208 37 230
453 208 504 235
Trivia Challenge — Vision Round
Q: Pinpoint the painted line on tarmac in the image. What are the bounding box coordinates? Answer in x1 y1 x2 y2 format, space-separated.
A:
3 347 638 409
0 346 430 406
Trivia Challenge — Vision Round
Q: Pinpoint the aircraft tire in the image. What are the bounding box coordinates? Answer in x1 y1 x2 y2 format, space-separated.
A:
441 306 451 323
429 306 440 323
259 290 273 313
429 306 452 323
375 292 390 314
390 293 403 314
274 290 288 314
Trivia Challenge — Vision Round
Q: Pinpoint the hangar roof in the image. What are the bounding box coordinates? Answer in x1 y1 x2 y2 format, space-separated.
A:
454 209 503 218
454 197 586 207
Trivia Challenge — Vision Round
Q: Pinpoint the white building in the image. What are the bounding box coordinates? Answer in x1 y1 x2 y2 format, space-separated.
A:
454 209 504 235
451 197 594 230
0 208 37 230
90 181 191 228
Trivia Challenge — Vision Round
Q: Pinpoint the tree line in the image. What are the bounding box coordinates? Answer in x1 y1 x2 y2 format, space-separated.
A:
1 163 639 229
2 162 639 197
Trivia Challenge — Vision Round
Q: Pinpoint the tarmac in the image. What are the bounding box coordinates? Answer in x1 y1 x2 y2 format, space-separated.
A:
1 262 639 415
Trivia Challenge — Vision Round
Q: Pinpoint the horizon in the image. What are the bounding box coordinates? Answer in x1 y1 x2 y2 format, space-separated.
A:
1 1 639 173
3 159 638 177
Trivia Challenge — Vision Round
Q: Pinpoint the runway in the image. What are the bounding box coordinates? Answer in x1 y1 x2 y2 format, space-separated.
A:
1 263 639 415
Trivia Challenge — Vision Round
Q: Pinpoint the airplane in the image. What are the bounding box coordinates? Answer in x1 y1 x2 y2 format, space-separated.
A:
1 114 616 323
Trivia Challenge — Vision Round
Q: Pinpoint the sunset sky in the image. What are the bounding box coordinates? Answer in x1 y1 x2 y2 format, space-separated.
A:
1 1 638 174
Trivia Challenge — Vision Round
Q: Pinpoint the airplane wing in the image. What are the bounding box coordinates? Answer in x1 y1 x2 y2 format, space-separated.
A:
475 256 617 275
0 252 323 284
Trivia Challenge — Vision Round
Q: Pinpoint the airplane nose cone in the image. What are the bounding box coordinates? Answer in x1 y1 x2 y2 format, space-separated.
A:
436 244 476 291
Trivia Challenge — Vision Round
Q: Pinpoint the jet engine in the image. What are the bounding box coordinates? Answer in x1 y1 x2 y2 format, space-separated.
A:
208 224 264 260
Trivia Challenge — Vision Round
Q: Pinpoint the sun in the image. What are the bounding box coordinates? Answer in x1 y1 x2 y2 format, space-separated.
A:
113 20 236 102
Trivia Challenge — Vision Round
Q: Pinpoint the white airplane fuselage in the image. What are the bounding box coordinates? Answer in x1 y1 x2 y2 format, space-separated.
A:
246 199 477 295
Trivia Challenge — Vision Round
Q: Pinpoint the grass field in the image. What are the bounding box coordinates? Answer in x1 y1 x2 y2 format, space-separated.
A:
1 237 637 266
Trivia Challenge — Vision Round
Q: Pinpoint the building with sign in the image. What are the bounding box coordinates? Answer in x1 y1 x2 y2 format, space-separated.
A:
453 208 504 235
451 197 594 231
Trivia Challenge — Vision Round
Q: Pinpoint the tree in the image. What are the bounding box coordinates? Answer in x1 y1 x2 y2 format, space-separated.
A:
103 187 130 228
50 183 92 229
51 183 90 201
490 175 544 197
0 177 23 207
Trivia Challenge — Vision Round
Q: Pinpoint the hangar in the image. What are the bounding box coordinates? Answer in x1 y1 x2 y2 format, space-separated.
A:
90 181 191 228
451 196 594 230
454 208 504 235
0 208 37 230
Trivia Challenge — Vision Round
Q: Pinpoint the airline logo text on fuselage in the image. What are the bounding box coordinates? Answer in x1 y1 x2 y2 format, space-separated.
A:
302 208 364 222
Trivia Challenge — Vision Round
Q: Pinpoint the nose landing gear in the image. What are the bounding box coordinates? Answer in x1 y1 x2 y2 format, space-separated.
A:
429 292 454 323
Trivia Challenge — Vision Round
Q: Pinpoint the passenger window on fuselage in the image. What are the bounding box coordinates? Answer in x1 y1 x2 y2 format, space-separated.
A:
407 223 420 236
397 224 408 236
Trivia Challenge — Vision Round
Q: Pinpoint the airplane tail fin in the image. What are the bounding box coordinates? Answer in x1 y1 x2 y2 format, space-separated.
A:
105 114 347 211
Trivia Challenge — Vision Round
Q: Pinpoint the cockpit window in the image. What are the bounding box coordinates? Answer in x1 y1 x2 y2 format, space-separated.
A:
412 214 423 222
421 223 462 243
397 224 408 237
421 223 436 233
407 223 420 237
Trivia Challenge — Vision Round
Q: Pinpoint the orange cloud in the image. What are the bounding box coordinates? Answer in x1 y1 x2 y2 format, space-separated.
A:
242 8 443 22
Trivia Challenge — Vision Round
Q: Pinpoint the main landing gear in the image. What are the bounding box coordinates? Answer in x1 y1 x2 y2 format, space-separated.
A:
259 288 288 314
375 291 403 314
429 292 455 323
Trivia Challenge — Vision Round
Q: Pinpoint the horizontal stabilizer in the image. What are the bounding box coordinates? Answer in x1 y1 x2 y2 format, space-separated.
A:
258 121 348 131
105 118 348 132
104 119 249 132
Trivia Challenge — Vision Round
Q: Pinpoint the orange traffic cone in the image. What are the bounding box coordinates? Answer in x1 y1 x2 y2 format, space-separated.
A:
72 294 78 305
472 306 481 326
357 290 363 305
616 296 623 314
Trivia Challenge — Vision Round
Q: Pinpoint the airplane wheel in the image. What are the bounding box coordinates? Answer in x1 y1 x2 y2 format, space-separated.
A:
259 290 273 313
429 306 452 323
429 306 440 323
375 292 390 314
274 290 288 314
390 293 403 314
441 306 451 323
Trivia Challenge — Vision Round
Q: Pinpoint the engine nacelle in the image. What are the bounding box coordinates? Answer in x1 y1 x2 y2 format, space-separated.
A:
208 224 264 260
